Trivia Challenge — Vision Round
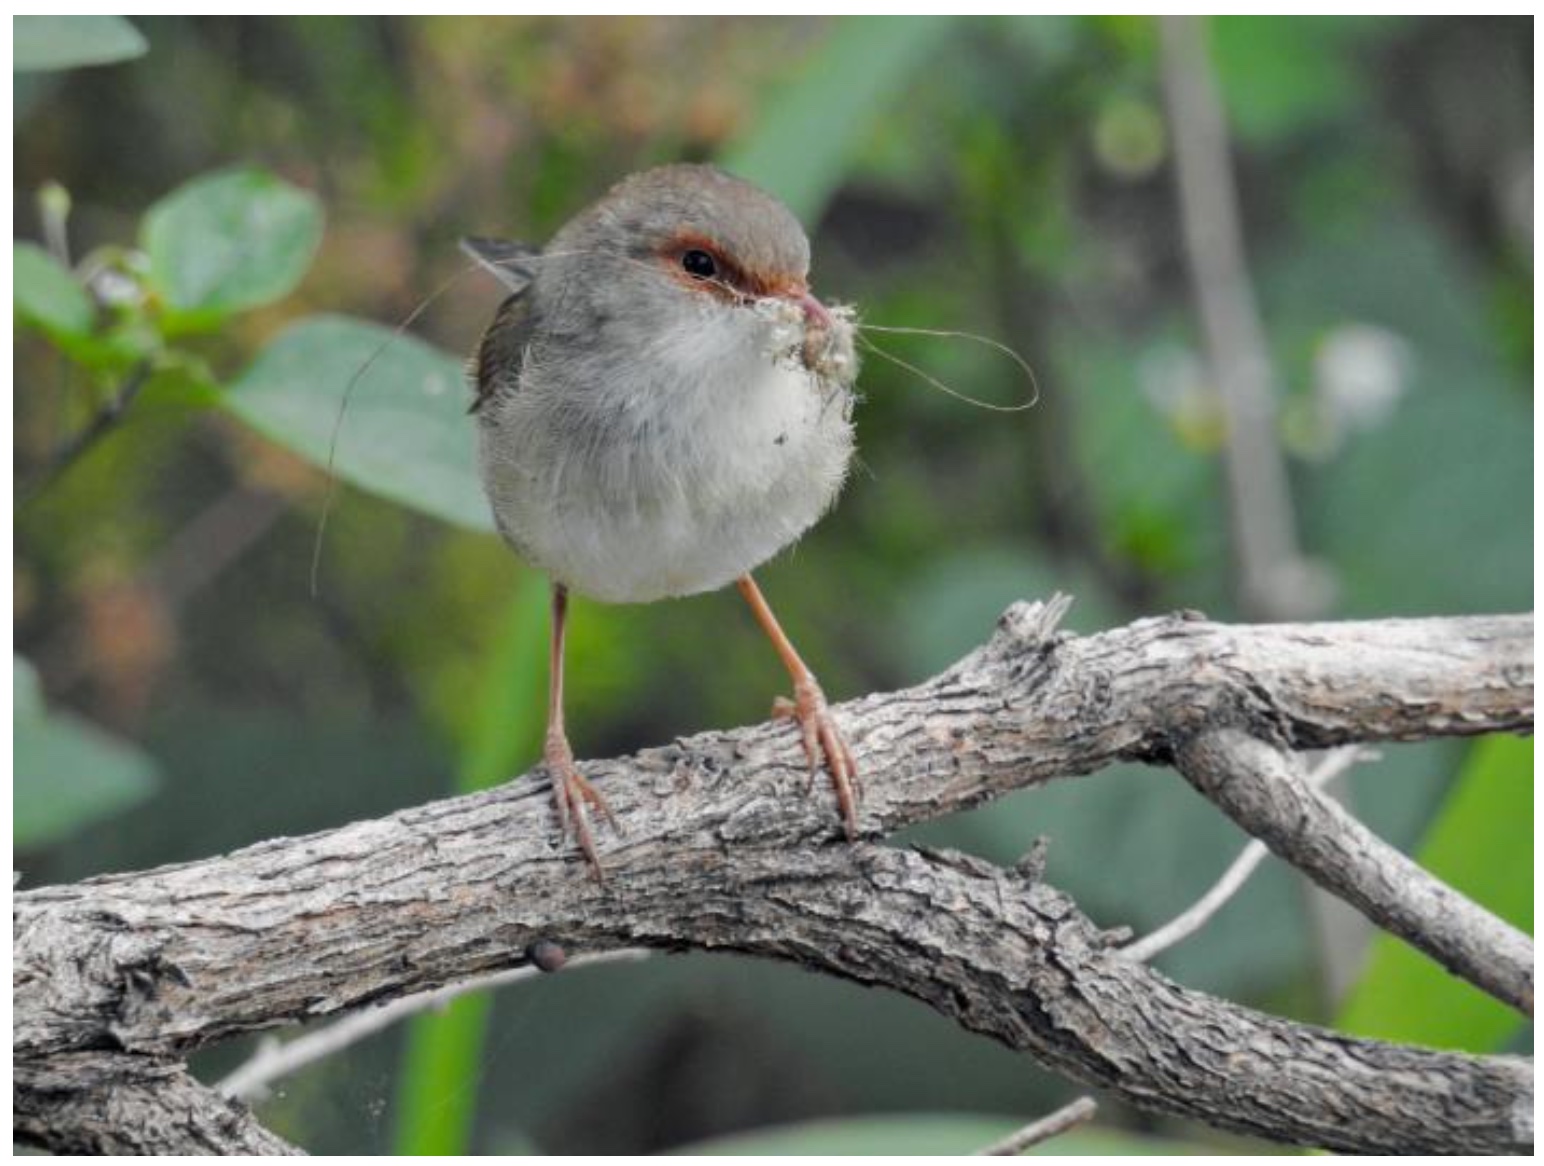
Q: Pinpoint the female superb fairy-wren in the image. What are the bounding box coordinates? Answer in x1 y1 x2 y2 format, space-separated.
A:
466 164 860 879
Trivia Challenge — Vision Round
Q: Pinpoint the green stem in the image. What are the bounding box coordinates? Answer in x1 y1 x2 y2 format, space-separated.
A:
390 572 549 1154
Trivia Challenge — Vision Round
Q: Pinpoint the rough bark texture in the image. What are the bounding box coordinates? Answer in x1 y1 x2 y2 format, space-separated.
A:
1178 728 1533 1014
13 1051 303 1155
13 602 1534 1154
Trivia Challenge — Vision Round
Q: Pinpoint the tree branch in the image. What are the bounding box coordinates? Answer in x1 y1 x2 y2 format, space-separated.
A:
14 601 1534 1154
1177 729 1533 1015
14 1052 304 1155
1123 746 1367 962
974 1096 1097 1155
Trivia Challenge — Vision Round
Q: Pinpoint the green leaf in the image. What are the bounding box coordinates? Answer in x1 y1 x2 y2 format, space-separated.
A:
720 16 957 221
224 314 491 530
14 242 93 339
14 16 147 72
141 168 323 319
1337 736 1532 1052
14 656 160 849
674 1113 1214 1155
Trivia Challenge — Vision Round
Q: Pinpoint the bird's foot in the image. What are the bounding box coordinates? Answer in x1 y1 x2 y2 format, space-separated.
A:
771 675 859 839
545 730 618 881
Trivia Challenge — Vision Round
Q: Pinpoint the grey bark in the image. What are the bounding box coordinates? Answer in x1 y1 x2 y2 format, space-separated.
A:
14 1051 303 1155
13 601 1534 1154
1177 728 1533 1015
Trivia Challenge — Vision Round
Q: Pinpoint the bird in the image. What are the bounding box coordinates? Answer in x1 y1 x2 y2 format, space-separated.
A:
464 163 861 878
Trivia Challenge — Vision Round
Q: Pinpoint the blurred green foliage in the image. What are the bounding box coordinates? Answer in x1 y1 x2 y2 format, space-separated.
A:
14 15 146 71
142 167 323 323
15 243 95 337
722 16 956 220
227 315 487 530
14 656 159 847
14 14 1531 1156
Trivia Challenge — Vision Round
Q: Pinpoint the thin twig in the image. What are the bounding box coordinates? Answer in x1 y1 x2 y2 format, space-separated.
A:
21 357 154 501
1124 747 1370 962
217 948 650 1102
974 1096 1098 1155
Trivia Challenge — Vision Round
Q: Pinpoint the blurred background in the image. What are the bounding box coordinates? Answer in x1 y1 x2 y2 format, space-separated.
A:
13 15 1533 1155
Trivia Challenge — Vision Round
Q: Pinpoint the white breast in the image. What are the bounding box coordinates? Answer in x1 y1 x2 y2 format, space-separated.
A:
478 306 855 604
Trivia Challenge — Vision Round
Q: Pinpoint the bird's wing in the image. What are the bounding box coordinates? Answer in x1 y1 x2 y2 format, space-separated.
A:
469 288 537 415
461 236 541 293
462 237 542 415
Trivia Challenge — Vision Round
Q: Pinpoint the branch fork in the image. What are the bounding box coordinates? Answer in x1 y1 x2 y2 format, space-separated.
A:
13 598 1534 1154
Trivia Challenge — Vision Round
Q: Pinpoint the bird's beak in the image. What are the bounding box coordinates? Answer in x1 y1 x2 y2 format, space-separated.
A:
790 288 832 330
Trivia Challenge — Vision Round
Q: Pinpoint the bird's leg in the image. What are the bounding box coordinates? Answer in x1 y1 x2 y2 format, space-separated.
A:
736 574 859 839
544 582 616 879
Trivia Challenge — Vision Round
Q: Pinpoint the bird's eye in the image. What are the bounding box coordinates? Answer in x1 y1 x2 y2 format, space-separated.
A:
681 249 717 279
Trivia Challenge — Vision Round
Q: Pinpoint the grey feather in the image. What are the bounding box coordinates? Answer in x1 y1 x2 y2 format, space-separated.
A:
475 164 857 603
461 236 540 294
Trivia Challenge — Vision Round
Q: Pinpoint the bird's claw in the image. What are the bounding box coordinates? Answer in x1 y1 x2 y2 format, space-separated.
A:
545 730 618 881
772 677 860 839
